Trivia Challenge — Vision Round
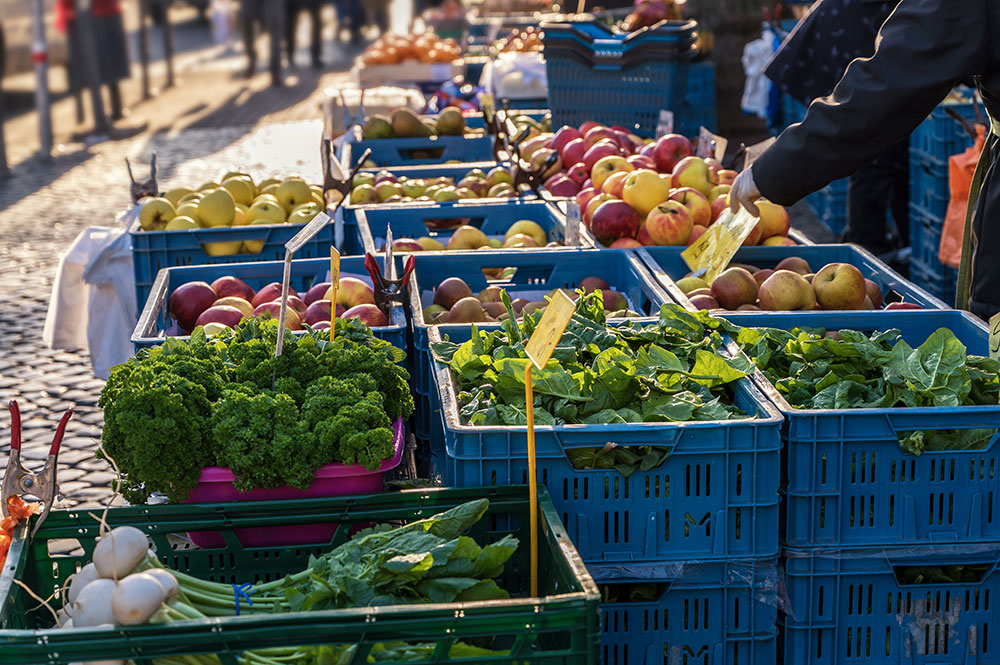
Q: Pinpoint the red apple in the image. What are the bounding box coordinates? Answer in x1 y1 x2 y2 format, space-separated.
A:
576 187 599 212
612 130 637 154
717 169 739 186
813 263 868 310
584 193 617 225
551 126 583 155
305 299 333 325
742 222 763 246
287 295 307 316
653 134 694 173
601 170 631 198
710 195 729 224
646 201 694 246
251 282 299 308
195 305 246 330
252 301 302 330
627 154 657 170
686 225 707 246
637 223 655 245
560 138 588 167
584 126 617 147
582 178 593 190
578 121 602 135
305 281 332 305
669 188 712 227
545 174 581 197
210 276 255 303
566 162 589 185
761 235 797 247
710 268 759 310
639 142 656 160
214 296 254 318
583 140 621 173
329 277 375 308
753 268 775 286
756 200 791 238
591 155 633 190
671 156 718 197
610 237 643 248
865 279 884 309
169 281 218 332
885 301 922 310
342 303 389 327
590 200 641 246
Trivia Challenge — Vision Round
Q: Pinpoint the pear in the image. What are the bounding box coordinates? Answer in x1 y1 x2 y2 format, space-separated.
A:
417 237 446 251
198 188 236 227
504 220 546 247
447 226 489 250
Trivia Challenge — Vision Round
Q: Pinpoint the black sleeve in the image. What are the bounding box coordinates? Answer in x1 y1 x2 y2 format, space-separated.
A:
752 0 993 206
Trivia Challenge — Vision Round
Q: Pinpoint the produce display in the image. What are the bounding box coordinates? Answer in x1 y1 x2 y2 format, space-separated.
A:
527 124 792 247
727 322 1000 454
675 256 925 312
359 32 462 65
167 273 389 336
493 26 543 52
422 275 636 324
431 300 750 429
45 501 517 659
98 319 413 503
137 174 324 256
361 107 486 140
350 165 517 205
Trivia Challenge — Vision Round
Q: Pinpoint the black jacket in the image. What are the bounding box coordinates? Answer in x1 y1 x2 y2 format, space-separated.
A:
752 0 1000 319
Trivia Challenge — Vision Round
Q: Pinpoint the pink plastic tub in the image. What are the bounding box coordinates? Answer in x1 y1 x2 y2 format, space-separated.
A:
182 418 405 548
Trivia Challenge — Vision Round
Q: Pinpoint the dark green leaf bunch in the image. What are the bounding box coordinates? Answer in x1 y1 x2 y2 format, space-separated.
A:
99 319 414 502
734 325 1000 454
279 499 517 612
430 300 750 429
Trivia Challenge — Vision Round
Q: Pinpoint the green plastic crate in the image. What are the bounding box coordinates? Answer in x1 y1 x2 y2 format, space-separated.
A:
0 486 600 665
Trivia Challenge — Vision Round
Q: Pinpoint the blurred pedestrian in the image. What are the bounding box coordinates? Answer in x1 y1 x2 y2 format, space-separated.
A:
286 0 325 68
241 0 286 86
57 0 131 120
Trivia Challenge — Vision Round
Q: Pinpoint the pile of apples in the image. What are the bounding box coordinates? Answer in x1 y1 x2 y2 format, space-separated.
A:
676 257 923 312
138 174 325 256
520 124 793 248
359 33 462 65
349 165 517 205
388 219 561 253
494 26 543 52
424 275 633 324
166 275 388 337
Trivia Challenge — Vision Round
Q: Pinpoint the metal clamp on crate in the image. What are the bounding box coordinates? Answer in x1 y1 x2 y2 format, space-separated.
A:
2 400 72 538
321 140 372 208
126 154 158 204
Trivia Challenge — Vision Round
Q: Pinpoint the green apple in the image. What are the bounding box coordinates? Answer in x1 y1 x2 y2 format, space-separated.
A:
504 220 546 247
275 178 312 212
467 168 487 180
351 184 378 204
417 237 446 251
375 181 403 201
247 199 286 224
163 188 194 207
164 215 199 230
288 202 323 225
222 177 255 206
176 202 201 223
401 179 428 198
486 167 514 189
353 173 376 188
433 188 461 203
198 188 236 227
487 183 514 198
139 197 176 230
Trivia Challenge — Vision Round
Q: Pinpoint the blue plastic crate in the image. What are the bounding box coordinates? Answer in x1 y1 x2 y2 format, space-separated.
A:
546 59 716 138
602 559 779 665
427 322 783 572
910 257 959 307
355 200 591 255
783 546 1000 665
909 153 951 220
909 204 947 270
129 216 332 313
640 244 948 311
720 309 1000 550
131 256 407 354
340 134 495 168
406 248 674 425
909 101 978 165
336 161 506 254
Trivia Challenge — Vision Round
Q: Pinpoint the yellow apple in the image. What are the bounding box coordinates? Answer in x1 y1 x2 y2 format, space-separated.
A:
139 197 176 230
275 178 313 212
164 215 198 230
591 156 633 191
163 188 194 207
504 220 547 247
201 240 243 256
247 199 286 224
221 177 255 206
198 188 236 227
622 169 671 216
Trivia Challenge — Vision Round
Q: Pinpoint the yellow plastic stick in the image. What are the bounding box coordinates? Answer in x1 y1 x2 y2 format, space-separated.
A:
330 247 340 342
521 290 576 597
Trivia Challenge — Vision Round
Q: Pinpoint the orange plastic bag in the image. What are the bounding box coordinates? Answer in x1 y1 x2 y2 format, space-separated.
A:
940 126 986 268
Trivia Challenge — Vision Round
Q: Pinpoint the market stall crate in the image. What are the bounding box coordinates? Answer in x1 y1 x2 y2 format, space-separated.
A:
132 256 407 354
405 249 673 451
355 199 590 255
782 546 1000 665
601 559 779 665
352 59 464 90
334 161 506 254
340 132 495 168
910 99 979 166
0 486 601 665
542 19 715 137
639 244 948 312
427 323 783 574
721 309 1000 551
129 216 332 316
908 203 959 306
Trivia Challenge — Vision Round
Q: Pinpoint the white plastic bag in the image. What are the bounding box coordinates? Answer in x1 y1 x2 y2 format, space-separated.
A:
741 32 774 119
482 51 547 99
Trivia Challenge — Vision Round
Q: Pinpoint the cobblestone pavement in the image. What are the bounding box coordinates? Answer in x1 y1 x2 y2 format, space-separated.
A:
0 116 328 512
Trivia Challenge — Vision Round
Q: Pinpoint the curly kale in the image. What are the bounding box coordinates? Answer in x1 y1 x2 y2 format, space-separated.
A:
316 342 414 422
303 376 395 471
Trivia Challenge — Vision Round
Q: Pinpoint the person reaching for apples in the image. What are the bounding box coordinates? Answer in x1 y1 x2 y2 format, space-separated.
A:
730 0 1000 322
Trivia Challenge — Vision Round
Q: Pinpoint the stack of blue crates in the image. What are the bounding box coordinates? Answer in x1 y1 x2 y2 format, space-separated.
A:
908 101 979 305
722 309 1000 665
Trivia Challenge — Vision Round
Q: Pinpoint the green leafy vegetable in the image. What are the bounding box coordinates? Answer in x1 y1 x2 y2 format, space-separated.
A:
99 319 413 502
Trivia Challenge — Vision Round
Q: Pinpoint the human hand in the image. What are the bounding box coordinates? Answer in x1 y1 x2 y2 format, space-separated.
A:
729 166 762 217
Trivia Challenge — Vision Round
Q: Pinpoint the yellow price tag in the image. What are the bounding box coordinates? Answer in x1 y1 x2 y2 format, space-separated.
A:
524 290 577 370
989 313 1000 360
681 207 759 284
522 289 575 598
329 247 340 340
